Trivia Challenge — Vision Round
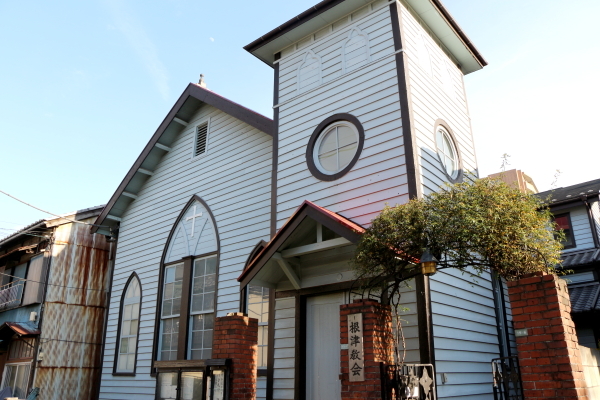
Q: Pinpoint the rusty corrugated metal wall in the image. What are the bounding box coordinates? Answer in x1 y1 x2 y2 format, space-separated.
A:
34 220 110 400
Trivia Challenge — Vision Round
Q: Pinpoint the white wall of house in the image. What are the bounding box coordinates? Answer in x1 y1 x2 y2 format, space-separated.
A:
276 4 409 229
398 0 476 195
99 105 272 400
561 205 595 252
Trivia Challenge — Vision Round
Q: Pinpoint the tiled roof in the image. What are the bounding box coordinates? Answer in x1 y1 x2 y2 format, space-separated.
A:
536 178 600 204
569 283 600 313
561 249 600 268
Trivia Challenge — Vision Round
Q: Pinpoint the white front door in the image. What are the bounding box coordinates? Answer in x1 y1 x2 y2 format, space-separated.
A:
306 292 344 400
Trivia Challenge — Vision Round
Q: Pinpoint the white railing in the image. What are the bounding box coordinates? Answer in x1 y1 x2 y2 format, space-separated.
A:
0 279 25 310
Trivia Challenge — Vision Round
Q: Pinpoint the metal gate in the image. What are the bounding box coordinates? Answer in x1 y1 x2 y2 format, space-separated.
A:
381 363 436 400
491 356 523 400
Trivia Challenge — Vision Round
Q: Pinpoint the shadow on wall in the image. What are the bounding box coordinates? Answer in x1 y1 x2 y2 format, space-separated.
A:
580 346 600 399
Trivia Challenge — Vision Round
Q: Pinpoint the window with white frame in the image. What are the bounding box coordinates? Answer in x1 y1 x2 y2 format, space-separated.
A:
298 50 322 93
247 285 269 368
116 275 141 373
1 362 31 399
188 256 217 360
160 263 184 361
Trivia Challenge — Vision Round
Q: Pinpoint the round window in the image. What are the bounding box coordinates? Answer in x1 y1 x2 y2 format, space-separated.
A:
306 114 364 181
435 126 459 179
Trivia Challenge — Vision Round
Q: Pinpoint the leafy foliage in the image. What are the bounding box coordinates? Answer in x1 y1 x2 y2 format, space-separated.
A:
354 177 563 288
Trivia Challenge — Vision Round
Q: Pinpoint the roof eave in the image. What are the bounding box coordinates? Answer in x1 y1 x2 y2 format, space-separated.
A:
92 84 274 234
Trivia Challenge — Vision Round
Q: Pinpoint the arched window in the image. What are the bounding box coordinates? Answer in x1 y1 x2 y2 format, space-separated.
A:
298 50 322 93
343 28 369 73
114 274 141 374
154 196 220 365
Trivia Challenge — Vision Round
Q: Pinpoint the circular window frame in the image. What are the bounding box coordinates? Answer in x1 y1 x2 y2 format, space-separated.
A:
433 119 463 183
306 114 365 181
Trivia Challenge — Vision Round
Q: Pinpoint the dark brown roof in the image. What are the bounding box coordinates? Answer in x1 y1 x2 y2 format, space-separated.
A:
92 83 274 234
537 178 600 205
569 283 600 313
0 322 40 340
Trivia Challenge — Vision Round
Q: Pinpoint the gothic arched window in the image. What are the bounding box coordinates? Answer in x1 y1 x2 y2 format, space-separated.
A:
114 274 141 374
343 28 369 73
154 196 220 364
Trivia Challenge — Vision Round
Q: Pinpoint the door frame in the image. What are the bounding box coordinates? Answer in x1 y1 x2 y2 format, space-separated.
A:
273 281 355 400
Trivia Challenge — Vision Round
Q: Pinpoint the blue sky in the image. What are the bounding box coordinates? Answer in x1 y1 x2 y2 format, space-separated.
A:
1 0 599 233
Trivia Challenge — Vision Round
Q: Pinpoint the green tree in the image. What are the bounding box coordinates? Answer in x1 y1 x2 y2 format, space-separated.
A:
353 177 563 299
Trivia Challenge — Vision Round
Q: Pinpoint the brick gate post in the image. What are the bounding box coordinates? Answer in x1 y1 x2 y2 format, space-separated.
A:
340 299 394 400
212 312 258 400
507 272 587 400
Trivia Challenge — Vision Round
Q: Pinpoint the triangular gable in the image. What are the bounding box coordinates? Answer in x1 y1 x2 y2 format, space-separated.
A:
238 200 365 288
92 83 274 235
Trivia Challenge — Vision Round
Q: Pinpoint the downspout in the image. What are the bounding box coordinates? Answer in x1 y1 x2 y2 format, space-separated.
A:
30 227 56 393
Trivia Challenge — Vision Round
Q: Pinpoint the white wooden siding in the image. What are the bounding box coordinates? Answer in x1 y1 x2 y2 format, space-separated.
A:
398 2 476 196
562 206 595 252
591 200 600 239
429 269 501 400
397 283 420 363
99 104 272 399
273 297 296 400
257 376 267 400
277 7 407 229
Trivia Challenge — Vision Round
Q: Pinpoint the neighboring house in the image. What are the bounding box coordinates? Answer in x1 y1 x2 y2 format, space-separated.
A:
488 169 538 194
0 206 111 400
93 1 513 399
536 179 600 349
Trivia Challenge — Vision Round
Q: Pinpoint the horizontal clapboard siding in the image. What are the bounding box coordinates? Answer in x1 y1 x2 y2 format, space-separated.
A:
99 104 272 400
277 7 406 229
257 376 267 400
397 283 420 363
562 206 595 253
399 3 476 196
273 297 296 400
591 200 600 239
429 269 501 400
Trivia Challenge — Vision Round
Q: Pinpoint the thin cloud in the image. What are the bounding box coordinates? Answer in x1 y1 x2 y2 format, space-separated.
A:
104 0 170 100
210 37 215 42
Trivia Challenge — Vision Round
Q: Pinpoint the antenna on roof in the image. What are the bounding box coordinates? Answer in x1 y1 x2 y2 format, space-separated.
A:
198 74 207 88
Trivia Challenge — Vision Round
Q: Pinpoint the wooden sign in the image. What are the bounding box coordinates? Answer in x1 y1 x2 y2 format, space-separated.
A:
347 313 364 382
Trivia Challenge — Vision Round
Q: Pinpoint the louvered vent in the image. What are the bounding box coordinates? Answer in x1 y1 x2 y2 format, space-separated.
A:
195 123 208 156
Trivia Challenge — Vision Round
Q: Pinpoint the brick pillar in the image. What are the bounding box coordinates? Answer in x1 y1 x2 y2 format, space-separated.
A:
212 312 258 400
340 299 393 400
507 272 588 400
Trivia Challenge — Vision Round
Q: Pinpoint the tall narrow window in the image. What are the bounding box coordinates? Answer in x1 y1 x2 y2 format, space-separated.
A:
418 34 432 76
247 286 269 368
160 264 183 361
189 256 217 360
194 123 209 157
115 274 141 373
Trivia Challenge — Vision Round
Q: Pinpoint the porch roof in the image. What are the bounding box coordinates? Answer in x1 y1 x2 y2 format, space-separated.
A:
0 322 40 341
238 200 365 289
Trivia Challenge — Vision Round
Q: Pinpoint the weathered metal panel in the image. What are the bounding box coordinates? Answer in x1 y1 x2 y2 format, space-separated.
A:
34 219 110 400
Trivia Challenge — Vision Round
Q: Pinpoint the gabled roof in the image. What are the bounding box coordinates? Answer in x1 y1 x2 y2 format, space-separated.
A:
537 178 600 206
238 200 365 288
244 0 486 74
92 83 274 235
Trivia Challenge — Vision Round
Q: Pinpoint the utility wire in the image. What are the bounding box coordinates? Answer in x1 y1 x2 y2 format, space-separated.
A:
39 337 103 346
0 189 110 229
0 272 106 292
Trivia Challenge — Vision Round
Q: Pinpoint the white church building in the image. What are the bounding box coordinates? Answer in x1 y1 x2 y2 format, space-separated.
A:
93 0 512 399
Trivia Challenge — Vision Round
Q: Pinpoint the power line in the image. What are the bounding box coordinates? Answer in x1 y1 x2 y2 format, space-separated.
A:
0 272 106 292
0 189 109 229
